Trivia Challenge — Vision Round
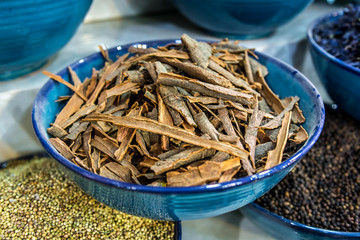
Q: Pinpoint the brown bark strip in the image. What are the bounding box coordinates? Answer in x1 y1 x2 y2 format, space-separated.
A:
151 146 216 175
161 58 233 88
225 101 275 119
185 95 218 105
82 125 93 170
85 68 98 98
43 71 87 101
281 97 306 124
210 151 230 162
159 85 196 126
49 138 76 160
219 166 241 183
105 81 140 99
254 70 285 114
262 96 300 129
218 104 244 149
157 72 254 105
265 111 292 170
290 126 308 144
244 100 265 168
47 123 68 139
208 59 258 95
68 66 82 87
83 114 249 160
157 89 173 151
61 104 97 129
99 45 111 62
244 50 254 83
181 33 212 69
66 122 89 140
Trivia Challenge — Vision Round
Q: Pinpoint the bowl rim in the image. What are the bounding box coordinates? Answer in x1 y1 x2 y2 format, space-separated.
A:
307 6 360 76
246 203 360 236
32 39 325 194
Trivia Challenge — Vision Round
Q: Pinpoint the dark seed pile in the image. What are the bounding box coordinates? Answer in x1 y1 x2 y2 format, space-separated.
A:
256 106 360 232
313 4 360 69
0 157 175 239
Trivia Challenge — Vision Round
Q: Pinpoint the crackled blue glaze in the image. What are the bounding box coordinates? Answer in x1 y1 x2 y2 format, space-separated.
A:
0 0 92 80
172 0 313 39
32 39 325 221
241 203 360 240
308 9 360 120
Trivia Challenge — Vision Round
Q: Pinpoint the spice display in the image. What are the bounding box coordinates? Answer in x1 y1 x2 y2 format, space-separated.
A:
0 157 175 239
313 4 360 69
256 106 360 232
45 34 308 187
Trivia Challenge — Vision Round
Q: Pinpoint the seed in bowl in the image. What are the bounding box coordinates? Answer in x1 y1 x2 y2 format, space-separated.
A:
313 4 360 69
44 34 308 187
256 106 360 232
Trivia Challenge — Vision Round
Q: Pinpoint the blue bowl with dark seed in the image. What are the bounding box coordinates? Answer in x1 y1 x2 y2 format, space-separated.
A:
32 39 324 221
0 0 92 81
171 0 314 39
241 203 360 240
307 4 360 120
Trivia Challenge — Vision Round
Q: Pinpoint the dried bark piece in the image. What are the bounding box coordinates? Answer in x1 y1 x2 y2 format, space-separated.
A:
159 85 196 126
157 72 254 105
82 125 93 169
219 166 241 183
244 50 254 83
100 166 124 181
255 142 276 161
85 68 98 98
43 71 87 101
181 33 212 69
83 114 249 160
128 46 157 54
208 59 258 95
281 97 306 124
193 108 219 141
233 109 248 122
68 66 82 87
49 138 75 160
47 123 68 139
73 157 91 171
161 58 233 88
244 100 265 170
131 49 190 63
91 148 101 173
185 95 218 105
218 104 244 149
71 134 82 153
265 111 292 170
99 45 112 62
86 54 128 105
220 157 241 172
151 146 216 175
105 81 140 99
66 122 89 140
254 70 284 114
225 101 275 119
262 96 300 129
91 135 119 159
249 57 268 77
104 162 133 183
290 126 308 144
210 151 230 162
166 161 221 186
158 146 186 160
157 89 173 151
61 104 97 129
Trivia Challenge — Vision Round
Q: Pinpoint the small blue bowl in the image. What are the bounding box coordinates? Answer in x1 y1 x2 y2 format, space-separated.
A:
0 0 92 81
241 203 360 240
32 39 325 221
172 0 313 39
307 8 360 120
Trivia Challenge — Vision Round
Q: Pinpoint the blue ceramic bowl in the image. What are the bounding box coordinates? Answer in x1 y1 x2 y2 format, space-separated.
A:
307 8 360 120
171 0 313 39
0 0 92 81
241 203 360 240
32 39 325 221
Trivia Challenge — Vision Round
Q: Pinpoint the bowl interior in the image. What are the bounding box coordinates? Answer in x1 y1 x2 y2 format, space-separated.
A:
33 39 324 193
